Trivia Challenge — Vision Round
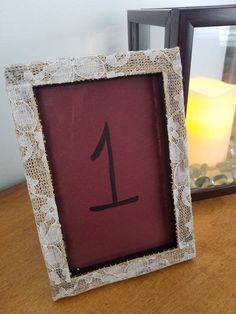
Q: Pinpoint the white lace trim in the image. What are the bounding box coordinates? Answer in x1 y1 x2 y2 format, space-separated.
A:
5 47 195 300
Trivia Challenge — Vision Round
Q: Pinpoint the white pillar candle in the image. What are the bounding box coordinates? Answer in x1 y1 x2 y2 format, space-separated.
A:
186 77 236 167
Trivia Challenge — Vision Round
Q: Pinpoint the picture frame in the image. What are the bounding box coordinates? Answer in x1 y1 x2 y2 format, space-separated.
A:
5 47 195 300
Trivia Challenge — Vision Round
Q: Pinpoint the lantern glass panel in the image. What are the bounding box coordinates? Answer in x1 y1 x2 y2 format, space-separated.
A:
138 24 165 51
187 26 236 190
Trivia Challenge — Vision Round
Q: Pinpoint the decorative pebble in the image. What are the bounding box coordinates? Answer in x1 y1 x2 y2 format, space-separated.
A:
227 176 234 184
216 161 232 172
200 163 208 175
189 139 236 189
195 176 211 188
189 164 201 178
212 174 228 186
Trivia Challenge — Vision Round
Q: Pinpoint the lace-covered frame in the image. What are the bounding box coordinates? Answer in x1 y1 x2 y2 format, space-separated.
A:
5 47 195 300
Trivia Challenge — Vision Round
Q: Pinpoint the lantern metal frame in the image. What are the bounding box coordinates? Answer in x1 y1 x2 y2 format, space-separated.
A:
128 5 236 200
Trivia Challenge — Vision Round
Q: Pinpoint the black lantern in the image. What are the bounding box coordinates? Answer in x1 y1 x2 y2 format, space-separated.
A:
128 5 236 200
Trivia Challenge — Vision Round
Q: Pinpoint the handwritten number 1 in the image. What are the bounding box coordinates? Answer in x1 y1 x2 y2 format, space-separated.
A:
90 122 139 212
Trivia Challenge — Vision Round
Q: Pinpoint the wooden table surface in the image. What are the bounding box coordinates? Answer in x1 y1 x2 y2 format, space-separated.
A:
0 182 236 314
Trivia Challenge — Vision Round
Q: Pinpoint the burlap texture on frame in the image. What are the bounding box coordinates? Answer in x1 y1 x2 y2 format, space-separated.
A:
5 47 195 300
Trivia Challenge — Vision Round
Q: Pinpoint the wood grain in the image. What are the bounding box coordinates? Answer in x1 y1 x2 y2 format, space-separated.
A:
0 182 236 313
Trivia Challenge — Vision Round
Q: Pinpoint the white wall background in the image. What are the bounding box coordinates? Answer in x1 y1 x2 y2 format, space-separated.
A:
0 0 235 190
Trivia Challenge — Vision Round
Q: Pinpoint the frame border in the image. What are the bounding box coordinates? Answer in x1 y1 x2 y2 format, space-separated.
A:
5 47 195 300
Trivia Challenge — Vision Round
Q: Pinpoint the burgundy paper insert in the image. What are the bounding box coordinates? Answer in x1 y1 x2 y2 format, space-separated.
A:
34 74 176 271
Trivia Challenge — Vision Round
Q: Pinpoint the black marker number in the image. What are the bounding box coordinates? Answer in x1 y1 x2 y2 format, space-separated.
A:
90 122 139 211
